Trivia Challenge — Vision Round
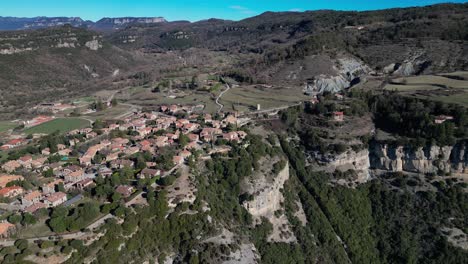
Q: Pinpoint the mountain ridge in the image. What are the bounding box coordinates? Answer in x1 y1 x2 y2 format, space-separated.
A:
0 16 168 31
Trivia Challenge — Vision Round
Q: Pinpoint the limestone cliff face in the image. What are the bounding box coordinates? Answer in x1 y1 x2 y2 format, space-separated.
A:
326 149 371 183
243 162 289 217
370 142 467 175
243 161 296 243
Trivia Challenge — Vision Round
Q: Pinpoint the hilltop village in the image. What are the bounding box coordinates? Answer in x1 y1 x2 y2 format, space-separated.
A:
0 104 249 239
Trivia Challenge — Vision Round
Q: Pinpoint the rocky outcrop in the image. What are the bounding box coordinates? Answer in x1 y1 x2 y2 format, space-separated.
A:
0 45 35 54
370 142 467 175
326 149 371 183
85 39 102 51
243 161 296 243
304 57 370 95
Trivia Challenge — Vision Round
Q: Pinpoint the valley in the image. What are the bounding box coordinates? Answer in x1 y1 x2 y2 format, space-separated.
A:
0 2 467 264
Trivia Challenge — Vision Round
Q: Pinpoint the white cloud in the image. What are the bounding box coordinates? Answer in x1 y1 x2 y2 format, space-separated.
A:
229 5 255 14
289 8 302 12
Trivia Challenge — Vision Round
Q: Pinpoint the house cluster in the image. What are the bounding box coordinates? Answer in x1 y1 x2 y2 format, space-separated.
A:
0 138 28 150
0 104 250 237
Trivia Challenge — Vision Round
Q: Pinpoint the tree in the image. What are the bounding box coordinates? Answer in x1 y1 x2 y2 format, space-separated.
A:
14 239 29 251
178 134 190 148
111 192 122 203
49 217 67 233
8 214 22 224
43 168 54 178
111 98 118 107
21 213 37 226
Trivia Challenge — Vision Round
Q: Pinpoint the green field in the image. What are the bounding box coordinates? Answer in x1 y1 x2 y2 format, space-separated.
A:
0 121 16 133
392 75 468 89
384 72 468 107
24 118 90 134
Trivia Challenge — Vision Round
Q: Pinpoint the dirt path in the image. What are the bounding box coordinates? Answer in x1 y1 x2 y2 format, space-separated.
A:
215 84 231 113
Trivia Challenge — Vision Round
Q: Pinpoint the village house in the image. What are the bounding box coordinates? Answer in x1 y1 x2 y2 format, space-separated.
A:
57 144 66 151
200 127 222 142
204 114 213 124
64 169 86 183
44 192 67 207
98 166 113 177
0 222 16 238
173 156 184 165
434 115 454 124
185 141 199 150
138 127 153 137
42 179 64 194
24 202 47 214
124 146 140 156
222 115 238 127
115 185 134 198
41 148 51 155
1 160 21 173
223 132 239 142
105 152 120 162
75 178 94 190
110 159 134 170
18 155 33 168
0 186 24 198
31 157 47 170
1 138 27 150
187 133 199 142
179 150 192 159
22 191 42 206
334 93 344 100
155 136 169 147
0 174 24 188
139 168 161 179
182 123 199 134
58 148 72 156
333 112 344 122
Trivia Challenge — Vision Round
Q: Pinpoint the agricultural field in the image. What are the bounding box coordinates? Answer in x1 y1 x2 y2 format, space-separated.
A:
384 72 468 107
24 118 90 135
84 104 133 121
219 85 309 112
0 121 17 133
120 87 220 113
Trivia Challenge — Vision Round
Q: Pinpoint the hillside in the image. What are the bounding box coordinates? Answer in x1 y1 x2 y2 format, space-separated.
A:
0 26 147 119
0 3 467 118
110 3 468 85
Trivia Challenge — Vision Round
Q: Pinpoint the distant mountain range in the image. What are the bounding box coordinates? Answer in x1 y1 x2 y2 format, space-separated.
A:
0 16 167 31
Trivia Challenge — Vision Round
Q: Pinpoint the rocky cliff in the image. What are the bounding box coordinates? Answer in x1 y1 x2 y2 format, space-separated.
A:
325 149 371 183
242 160 296 243
370 142 468 176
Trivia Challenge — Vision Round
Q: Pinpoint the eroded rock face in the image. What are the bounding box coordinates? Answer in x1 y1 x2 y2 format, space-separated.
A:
0 46 35 54
85 39 102 51
327 149 371 183
243 161 296 243
243 162 289 217
304 56 370 95
370 142 467 175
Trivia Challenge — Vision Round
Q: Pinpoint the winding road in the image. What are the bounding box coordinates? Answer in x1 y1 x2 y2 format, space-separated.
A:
215 84 230 113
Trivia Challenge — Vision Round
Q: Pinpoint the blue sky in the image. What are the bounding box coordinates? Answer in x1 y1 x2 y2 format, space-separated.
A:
1 0 467 22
